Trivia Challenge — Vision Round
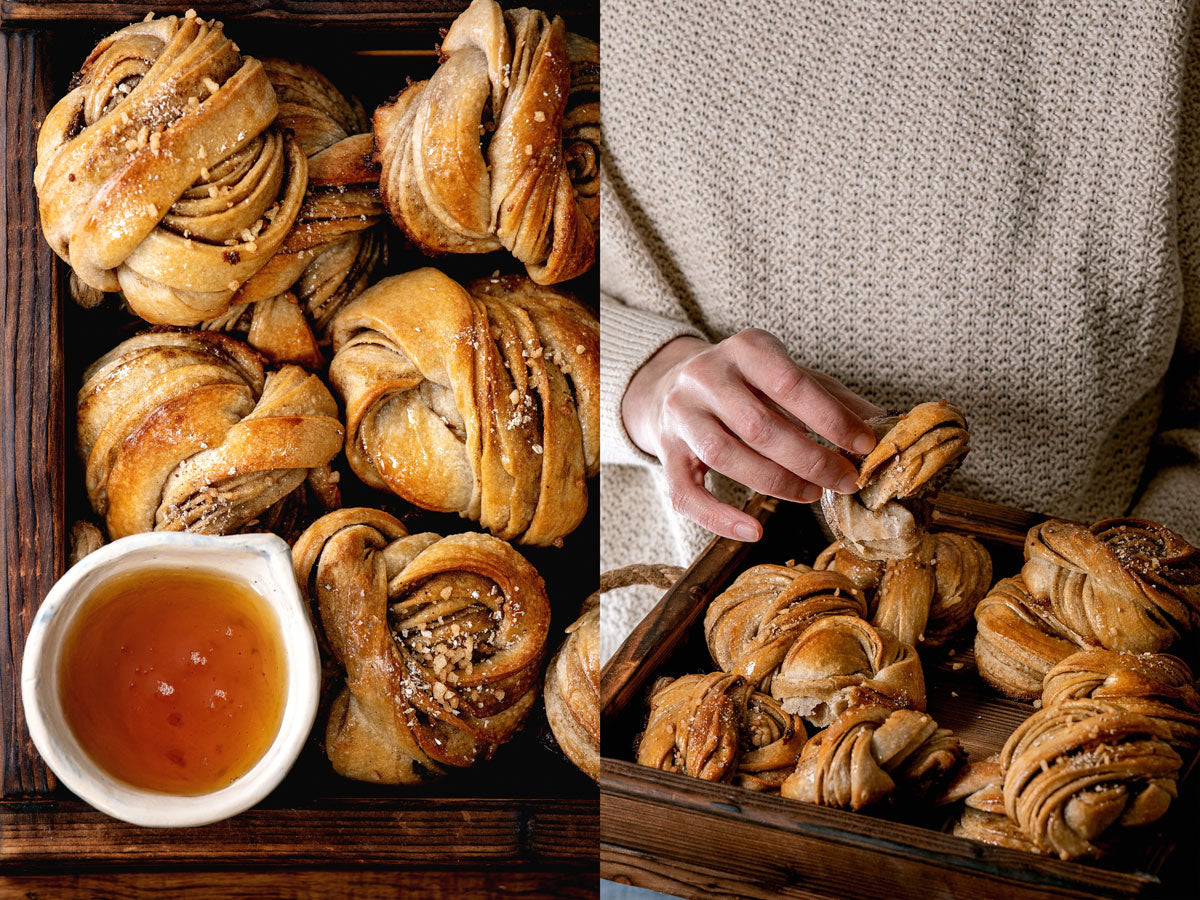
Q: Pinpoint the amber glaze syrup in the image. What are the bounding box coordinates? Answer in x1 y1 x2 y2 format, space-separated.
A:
58 568 286 795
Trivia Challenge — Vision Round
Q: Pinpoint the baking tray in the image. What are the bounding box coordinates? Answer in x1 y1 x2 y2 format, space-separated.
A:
599 493 1200 899
0 4 598 895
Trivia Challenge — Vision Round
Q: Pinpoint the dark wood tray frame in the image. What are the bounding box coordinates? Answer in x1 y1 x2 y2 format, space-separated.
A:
0 4 598 896
599 494 1200 899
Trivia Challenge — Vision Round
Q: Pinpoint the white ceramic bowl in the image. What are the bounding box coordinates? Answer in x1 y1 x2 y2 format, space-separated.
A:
21 532 320 827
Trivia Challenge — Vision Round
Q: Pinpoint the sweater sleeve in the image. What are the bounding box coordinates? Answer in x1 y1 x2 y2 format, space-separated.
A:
600 294 704 467
598 162 707 467
1132 25 1200 546
1131 294 1200 544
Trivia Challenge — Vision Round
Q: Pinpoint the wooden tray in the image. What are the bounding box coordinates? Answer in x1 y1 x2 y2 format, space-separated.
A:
599 494 1200 899
0 4 598 896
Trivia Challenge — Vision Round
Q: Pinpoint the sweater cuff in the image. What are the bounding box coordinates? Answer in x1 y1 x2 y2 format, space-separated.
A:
600 295 705 468
1131 428 1200 546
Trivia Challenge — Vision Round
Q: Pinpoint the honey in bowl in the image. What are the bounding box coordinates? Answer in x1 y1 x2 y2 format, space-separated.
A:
58 568 286 795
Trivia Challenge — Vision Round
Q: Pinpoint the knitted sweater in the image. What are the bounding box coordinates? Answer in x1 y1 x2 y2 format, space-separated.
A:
598 0 1200 659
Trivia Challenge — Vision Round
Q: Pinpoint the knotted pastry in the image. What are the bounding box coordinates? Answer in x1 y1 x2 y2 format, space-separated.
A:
815 533 992 647
547 563 682 780
35 12 307 325
1042 650 1200 751
821 401 969 561
373 0 598 284
636 672 806 791
329 268 598 546
77 330 342 539
704 564 869 690
292 507 550 784
938 757 1040 853
1000 699 1181 860
973 575 1087 699
545 594 600 780
1022 518 1200 654
204 59 383 367
770 615 926 727
781 705 964 810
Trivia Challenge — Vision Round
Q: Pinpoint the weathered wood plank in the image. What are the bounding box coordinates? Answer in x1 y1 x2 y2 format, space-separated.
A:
600 761 1156 900
0 797 598 868
0 28 61 800
0 867 598 899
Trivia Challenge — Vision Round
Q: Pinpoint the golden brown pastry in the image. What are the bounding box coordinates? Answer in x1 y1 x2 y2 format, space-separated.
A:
704 563 869 691
35 12 307 325
938 757 1040 853
820 401 969 561
811 540 884 595
77 330 342 539
292 507 550 784
815 533 992 647
329 268 598 546
547 563 684 780
973 575 1087 700
781 705 963 810
1000 699 1181 860
635 672 806 791
770 615 926 727
203 59 384 366
1022 518 1200 654
544 595 600 780
373 0 598 284
1041 650 1200 751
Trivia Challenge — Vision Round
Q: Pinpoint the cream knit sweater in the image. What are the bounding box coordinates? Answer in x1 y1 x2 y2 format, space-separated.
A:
599 0 1200 660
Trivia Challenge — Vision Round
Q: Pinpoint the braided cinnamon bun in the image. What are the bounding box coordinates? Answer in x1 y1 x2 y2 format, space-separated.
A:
77 330 342 540
1022 518 1200 653
820 402 969 561
636 672 806 790
1000 699 1181 860
973 575 1087 700
938 757 1039 852
544 594 600 780
770 615 926 727
373 0 598 284
36 12 307 325
203 59 384 367
329 268 597 546
704 564 869 691
815 533 992 648
781 705 963 810
1042 650 1200 751
292 507 550 784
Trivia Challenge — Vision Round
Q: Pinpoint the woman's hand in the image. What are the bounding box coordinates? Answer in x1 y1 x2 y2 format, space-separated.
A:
621 330 883 541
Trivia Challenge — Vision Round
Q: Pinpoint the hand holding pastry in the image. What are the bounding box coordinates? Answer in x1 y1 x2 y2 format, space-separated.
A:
621 330 883 541
820 401 970 561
